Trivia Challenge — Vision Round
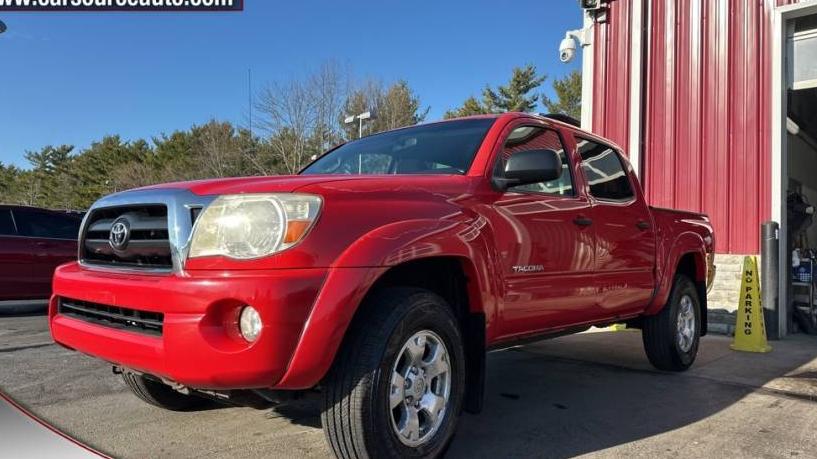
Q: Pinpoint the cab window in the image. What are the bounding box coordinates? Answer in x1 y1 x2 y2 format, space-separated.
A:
577 138 634 201
496 126 574 196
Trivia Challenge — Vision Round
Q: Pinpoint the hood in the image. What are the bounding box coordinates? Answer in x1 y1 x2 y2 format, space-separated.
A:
134 175 375 196
134 174 473 197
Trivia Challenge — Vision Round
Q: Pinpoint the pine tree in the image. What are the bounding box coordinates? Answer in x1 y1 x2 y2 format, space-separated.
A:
444 64 546 118
485 64 546 112
443 96 490 119
0 162 25 204
22 145 75 208
543 70 582 120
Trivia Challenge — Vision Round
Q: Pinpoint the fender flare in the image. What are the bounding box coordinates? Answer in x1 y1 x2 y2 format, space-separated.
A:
645 231 708 316
274 217 499 389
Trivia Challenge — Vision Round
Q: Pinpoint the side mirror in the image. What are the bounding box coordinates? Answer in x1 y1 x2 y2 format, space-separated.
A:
494 149 562 190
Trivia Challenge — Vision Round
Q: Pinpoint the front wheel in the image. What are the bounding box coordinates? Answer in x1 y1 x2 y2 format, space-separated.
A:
642 275 701 371
321 288 465 459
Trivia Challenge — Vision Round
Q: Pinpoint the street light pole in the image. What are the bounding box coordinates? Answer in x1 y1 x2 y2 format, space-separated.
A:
343 111 376 173
357 111 372 139
344 110 375 140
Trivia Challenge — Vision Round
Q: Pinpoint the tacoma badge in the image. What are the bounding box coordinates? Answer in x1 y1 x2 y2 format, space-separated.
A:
512 265 545 273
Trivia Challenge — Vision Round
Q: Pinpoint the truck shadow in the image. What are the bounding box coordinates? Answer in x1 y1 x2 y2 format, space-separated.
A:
264 399 323 428
261 331 817 457
1 316 809 458
447 331 817 458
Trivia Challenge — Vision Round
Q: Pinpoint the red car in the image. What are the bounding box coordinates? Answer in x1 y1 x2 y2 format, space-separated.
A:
50 113 714 458
0 205 81 304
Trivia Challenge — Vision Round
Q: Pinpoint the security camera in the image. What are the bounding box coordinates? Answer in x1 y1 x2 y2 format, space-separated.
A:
559 28 589 64
559 36 577 63
579 0 603 10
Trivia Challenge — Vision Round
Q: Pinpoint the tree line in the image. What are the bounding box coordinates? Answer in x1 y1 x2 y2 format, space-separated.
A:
0 64 580 210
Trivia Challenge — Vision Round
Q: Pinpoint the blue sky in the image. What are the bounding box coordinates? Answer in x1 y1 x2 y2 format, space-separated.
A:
0 1 581 168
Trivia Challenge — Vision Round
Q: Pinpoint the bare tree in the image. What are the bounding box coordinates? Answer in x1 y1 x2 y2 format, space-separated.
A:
196 121 240 178
255 62 350 175
257 80 314 175
341 79 427 140
22 173 41 206
310 61 349 151
114 161 155 190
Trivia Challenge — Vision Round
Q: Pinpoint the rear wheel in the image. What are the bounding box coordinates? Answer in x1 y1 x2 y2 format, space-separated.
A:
321 288 465 459
122 373 210 411
793 305 817 335
642 275 701 371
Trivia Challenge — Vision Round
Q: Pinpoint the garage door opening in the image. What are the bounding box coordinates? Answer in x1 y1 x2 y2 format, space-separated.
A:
777 7 817 338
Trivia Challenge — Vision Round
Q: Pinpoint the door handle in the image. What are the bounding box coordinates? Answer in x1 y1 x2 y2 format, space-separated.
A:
636 220 651 230
573 216 593 227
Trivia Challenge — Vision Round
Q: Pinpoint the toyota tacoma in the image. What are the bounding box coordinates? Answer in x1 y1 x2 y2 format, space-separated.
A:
50 113 715 458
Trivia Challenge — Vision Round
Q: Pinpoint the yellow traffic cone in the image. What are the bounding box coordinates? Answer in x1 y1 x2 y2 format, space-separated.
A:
730 256 772 353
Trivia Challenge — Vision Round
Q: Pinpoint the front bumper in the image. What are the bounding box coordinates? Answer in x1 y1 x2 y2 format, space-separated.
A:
49 262 327 390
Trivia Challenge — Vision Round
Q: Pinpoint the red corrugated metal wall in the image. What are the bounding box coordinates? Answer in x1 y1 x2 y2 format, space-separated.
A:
591 0 633 154
591 0 796 254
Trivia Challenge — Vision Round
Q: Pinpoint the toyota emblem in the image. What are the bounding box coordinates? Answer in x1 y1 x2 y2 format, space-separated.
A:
109 218 131 251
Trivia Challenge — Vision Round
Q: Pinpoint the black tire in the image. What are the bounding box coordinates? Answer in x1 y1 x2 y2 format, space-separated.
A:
122 373 210 411
321 288 466 459
793 305 817 335
642 275 701 371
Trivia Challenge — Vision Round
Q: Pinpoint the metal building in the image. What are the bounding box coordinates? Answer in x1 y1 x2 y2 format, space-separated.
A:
575 0 817 336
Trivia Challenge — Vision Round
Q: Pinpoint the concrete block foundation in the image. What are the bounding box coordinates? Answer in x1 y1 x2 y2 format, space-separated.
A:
706 254 758 336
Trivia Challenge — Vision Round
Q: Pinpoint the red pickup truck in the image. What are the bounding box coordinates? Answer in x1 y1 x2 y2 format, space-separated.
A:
50 113 714 458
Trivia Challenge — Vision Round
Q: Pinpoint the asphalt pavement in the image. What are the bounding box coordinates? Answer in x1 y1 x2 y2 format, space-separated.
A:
2 311 817 458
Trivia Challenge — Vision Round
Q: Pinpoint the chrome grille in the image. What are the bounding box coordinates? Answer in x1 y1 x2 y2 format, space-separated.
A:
78 189 216 273
81 205 172 269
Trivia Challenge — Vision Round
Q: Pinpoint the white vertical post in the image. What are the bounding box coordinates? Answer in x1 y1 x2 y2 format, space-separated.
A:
772 8 787 339
580 10 595 131
628 0 644 177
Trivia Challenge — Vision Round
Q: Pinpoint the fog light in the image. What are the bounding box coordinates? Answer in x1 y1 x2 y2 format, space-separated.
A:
239 306 262 342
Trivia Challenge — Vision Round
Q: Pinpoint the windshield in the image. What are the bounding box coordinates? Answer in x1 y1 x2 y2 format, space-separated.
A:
300 118 496 175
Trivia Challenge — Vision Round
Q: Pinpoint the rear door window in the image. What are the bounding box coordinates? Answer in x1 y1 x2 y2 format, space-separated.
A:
0 210 16 236
577 138 634 201
13 209 81 240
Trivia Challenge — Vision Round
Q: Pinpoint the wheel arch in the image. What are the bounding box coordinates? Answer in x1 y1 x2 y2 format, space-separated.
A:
275 254 493 402
339 256 489 414
646 243 709 336
275 216 498 391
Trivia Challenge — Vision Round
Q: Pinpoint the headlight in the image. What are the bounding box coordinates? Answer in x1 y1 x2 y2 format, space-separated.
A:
189 193 322 260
